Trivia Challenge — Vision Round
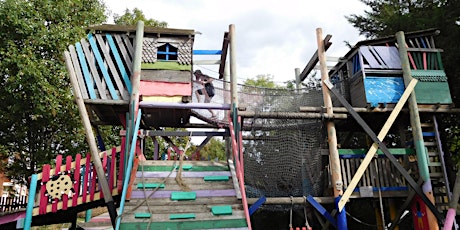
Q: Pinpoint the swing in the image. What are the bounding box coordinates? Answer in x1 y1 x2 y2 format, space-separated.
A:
289 196 313 230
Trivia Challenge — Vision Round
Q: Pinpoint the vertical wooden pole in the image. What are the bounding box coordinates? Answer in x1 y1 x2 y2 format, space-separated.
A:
317 27 346 230
295 68 301 91
64 51 117 228
396 31 438 230
229 24 238 108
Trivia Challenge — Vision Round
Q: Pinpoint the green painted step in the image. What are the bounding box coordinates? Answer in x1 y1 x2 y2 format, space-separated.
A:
175 165 193 170
211 205 233 215
137 183 165 189
120 218 247 230
134 213 151 218
171 191 196 201
204 175 229 181
338 148 414 155
138 165 229 172
169 213 196 220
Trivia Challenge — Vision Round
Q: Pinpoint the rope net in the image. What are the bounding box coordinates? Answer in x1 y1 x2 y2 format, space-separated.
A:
192 79 328 208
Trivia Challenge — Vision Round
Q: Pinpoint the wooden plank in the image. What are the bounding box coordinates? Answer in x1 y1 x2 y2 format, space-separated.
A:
171 192 197 201
137 183 165 189
126 157 139 199
52 155 62 213
360 46 381 68
299 34 332 81
121 34 134 57
131 189 236 199
62 155 72 210
72 154 81 207
134 182 233 191
134 213 151 218
119 217 247 230
218 32 229 79
138 165 227 172
136 171 231 178
335 78 417 211
95 34 129 100
87 34 119 100
90 162 97 201
82 155 90 203
141 69 191 83
169 213 196 219
109 148 116 192
114 34 133 74
68 45 90 99
124 196 241 207
211 205 233 215
204 176 229 181
39 164 50 215
80 39 107 99
106 34 132 94
74 43 97 99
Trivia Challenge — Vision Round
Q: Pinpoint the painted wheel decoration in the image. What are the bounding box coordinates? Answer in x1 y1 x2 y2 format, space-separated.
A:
45 174 74 199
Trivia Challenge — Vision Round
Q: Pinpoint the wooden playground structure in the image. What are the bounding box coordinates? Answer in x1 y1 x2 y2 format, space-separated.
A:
0 22 459 230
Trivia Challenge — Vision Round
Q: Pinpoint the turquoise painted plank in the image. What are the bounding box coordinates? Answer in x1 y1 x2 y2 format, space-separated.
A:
193 50 222 55
170 191 196 200
134 213 151 218
87 33 119 100
204 175 229 181
169 213 196 219
211 205 233 215
75 42 97 99
175 165 193 170
106 34 132 94
137 183 165 189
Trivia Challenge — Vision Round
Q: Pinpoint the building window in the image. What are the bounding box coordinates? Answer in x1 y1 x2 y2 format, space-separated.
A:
157 43 178 61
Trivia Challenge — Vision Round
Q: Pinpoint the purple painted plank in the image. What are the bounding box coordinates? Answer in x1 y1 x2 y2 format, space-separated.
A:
136 171 231 178
360 46 381 68
130 189 236 199
139 102 231 110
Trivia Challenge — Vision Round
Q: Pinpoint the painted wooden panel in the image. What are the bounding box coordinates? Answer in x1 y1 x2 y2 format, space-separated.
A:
363 76 404 107
142 96 183 103
139 81 191 96
360 46 401 69
141 69 191 83
130 189 236 199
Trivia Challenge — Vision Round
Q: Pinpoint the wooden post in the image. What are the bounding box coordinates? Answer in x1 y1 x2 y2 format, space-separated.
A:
317 28 342 197
317 28 346 229
64 51 117 227
396 31 438 230
295 68 301 91
229 24 238 108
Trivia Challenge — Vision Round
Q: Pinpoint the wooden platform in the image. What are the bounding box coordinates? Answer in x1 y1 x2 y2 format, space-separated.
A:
119 160 248 230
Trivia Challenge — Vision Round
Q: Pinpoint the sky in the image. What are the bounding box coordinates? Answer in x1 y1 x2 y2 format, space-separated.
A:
105 0 369 84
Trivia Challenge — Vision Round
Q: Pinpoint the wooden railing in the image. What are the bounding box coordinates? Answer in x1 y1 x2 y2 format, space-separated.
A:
32 145 125 216
0 195 27 212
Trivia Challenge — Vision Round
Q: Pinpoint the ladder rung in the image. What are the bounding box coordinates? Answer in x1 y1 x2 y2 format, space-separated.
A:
423 132 436 137
134 213 151 218
430 172 443 178
429 162 442 167
421 123 433 127
169 213 196 219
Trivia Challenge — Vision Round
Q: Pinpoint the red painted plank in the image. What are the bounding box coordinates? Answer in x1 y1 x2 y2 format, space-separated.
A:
72 154 82 207
139 81 191 96
109 148 116 192
52 155 63 213
90 164 97 201
39 164 50 215
62 155 72 210
118 138 126 193
82 154 91 203
126 157 139 200
136 141 146 161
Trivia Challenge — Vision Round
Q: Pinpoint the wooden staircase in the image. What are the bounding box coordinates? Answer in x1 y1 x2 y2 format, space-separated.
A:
421 114 452 213
118 160 249 230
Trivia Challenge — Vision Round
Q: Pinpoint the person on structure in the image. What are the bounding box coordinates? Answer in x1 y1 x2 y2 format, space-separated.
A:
194 70 216 119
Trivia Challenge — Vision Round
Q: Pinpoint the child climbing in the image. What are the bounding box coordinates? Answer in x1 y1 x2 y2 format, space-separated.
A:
194 70 217 119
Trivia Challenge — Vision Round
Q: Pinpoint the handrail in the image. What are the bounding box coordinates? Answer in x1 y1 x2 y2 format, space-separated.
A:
228 111 252 230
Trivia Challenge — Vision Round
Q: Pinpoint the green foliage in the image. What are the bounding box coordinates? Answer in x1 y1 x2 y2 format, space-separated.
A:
0 0 107 181
114 8 168 27
244 74 277 88
198 138 226 161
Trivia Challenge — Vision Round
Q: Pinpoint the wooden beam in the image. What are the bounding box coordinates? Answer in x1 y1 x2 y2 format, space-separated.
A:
299 34 332 82
238 111 347 119
219 32 229 79
334 78 417 212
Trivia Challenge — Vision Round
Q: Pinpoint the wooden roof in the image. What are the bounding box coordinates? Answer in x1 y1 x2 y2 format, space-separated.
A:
87 24 196 37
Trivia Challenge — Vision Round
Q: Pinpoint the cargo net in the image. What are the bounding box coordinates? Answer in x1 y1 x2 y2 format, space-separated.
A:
192 79 328 208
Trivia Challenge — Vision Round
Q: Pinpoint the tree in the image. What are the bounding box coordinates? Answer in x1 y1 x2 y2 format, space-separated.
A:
198 139 226 161
114 8 168 27
0 0 107 181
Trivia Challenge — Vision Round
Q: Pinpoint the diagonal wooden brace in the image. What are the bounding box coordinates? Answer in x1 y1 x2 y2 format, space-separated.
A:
324 78 442 223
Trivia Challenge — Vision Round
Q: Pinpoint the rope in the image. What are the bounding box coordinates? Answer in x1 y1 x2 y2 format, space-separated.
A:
289 196 293 229
303 197 311 229
116 132 193 230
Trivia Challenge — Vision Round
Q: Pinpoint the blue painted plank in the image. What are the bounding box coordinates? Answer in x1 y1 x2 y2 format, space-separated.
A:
364 76 405 106
423 132 435 137
248 196 266 215
105 34 132 94
87 33 119 100
75 42 97 99
193 50 222 55
306 195 337 228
